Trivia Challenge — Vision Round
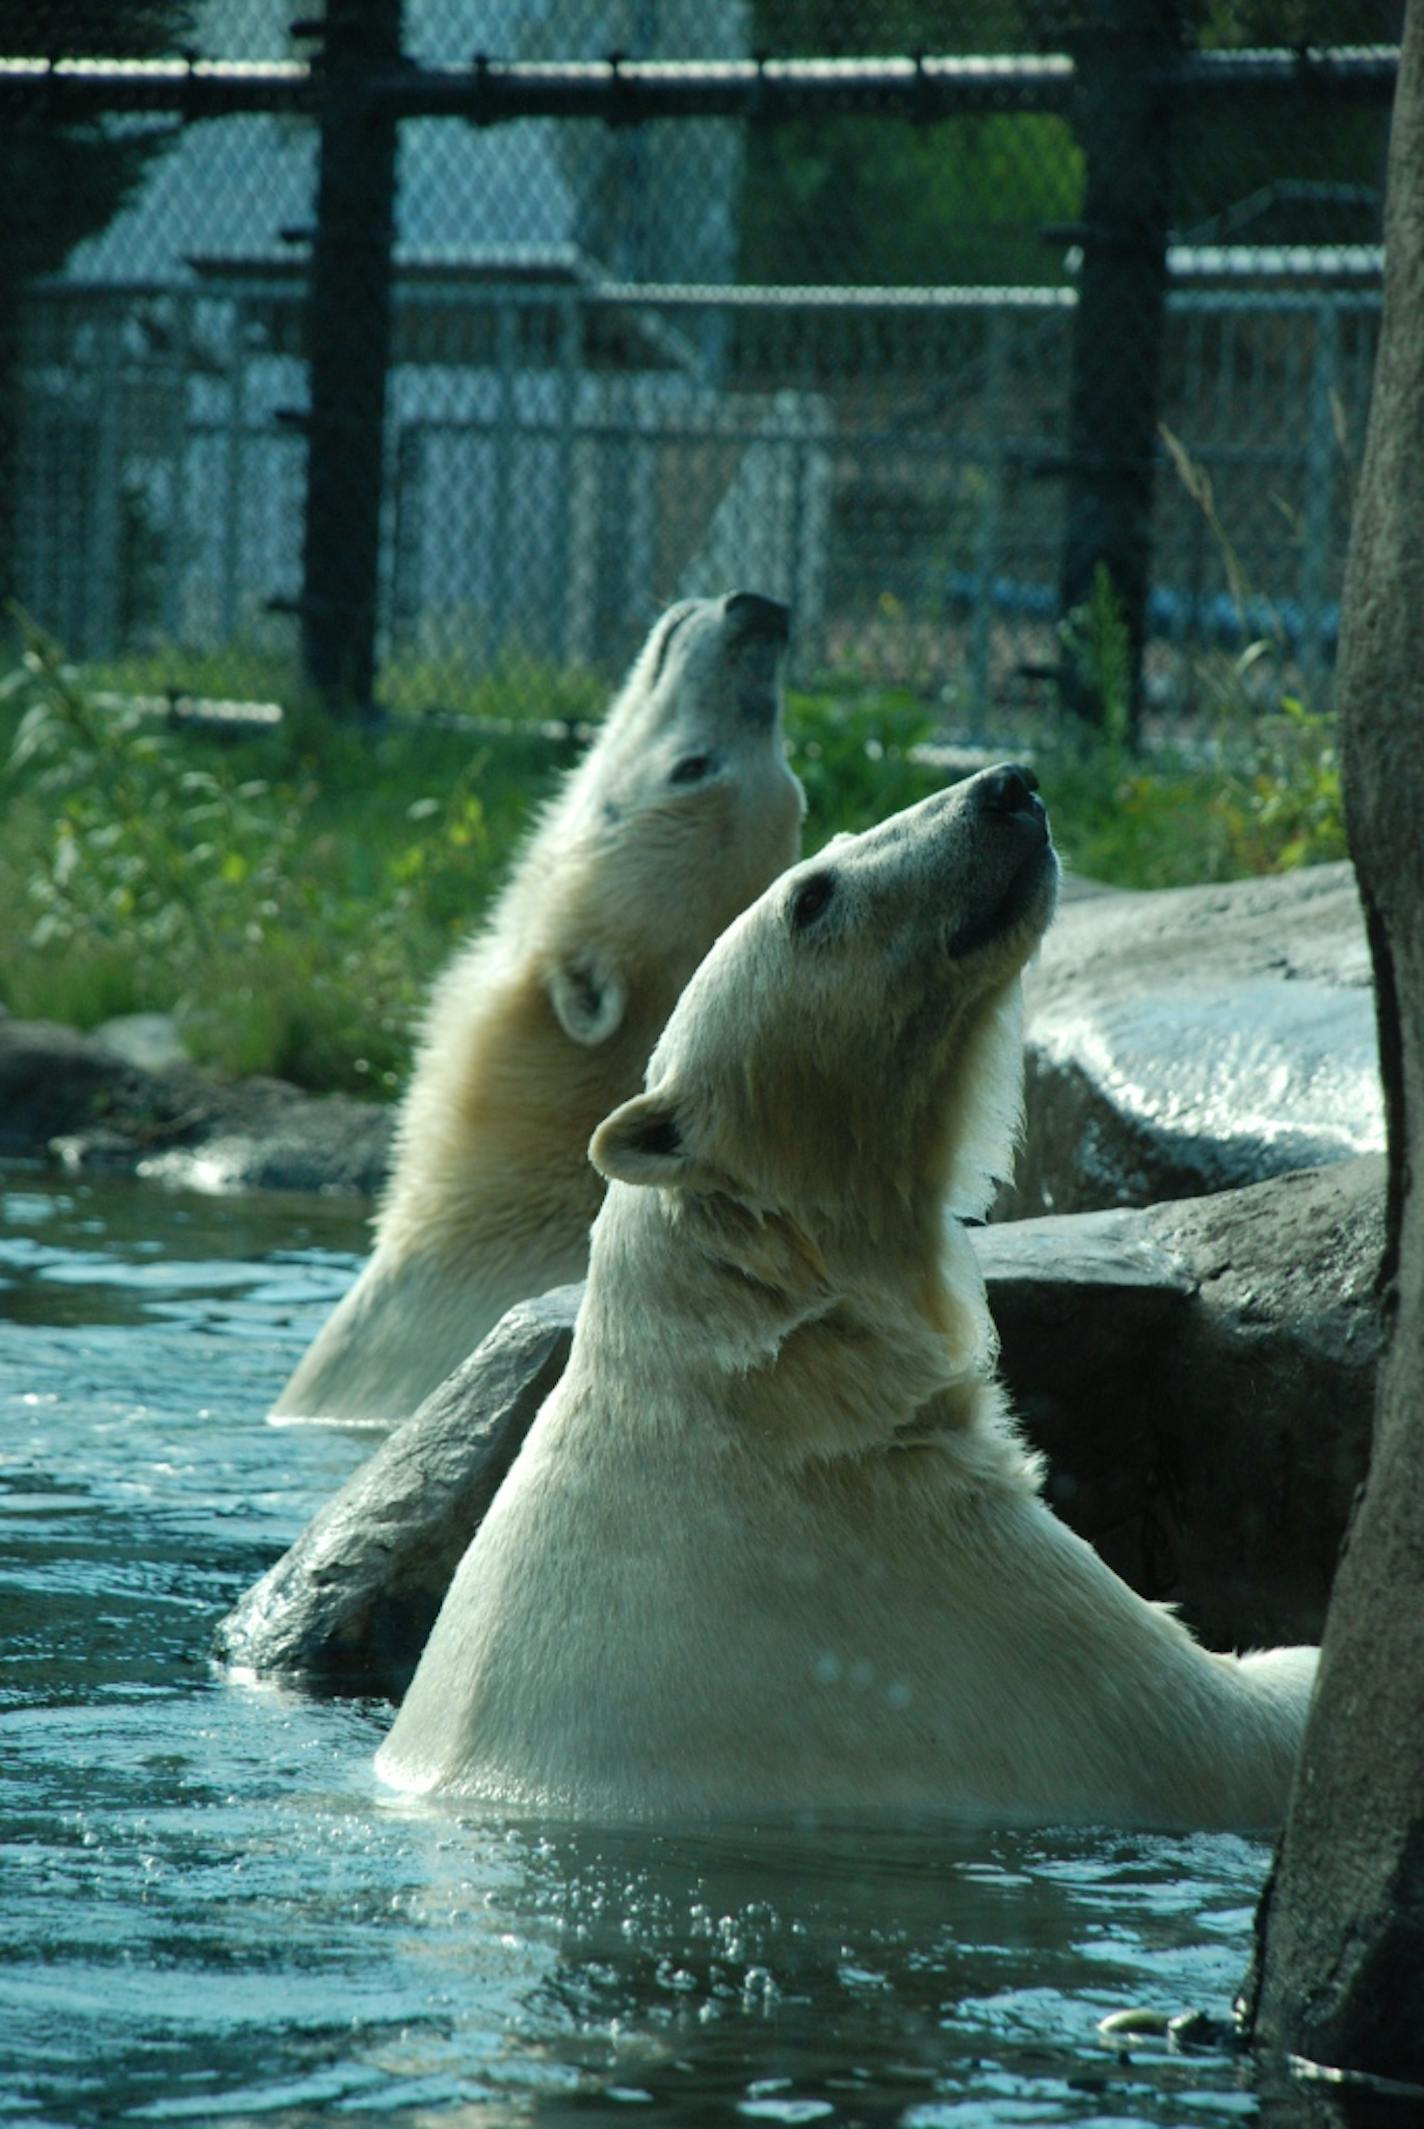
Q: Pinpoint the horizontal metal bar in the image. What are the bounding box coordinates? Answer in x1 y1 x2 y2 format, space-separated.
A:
0 54 313 113
377 52 1077 121
589 282 1076 311
0 44 1398 120
26 275 1379 319
178 416 1347 471
1159 43 1401 101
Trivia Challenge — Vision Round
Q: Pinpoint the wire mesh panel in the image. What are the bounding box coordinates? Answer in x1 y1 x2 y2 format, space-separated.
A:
0 0 1402 727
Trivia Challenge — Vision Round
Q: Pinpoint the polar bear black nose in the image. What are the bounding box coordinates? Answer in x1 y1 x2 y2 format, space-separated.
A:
723 590 791 643
977 763 1042 821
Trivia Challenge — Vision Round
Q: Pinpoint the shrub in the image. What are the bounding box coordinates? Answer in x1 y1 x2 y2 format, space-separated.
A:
0 625 565 1093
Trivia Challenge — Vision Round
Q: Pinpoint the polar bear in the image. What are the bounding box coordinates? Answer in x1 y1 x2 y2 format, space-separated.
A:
377 764 1318 1829
272 591 803 1426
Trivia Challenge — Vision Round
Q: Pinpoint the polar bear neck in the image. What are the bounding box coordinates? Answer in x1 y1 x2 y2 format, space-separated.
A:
381 941 677 1267
578 1179 1034 1490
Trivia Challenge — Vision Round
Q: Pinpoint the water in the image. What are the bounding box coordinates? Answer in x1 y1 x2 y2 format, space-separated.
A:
2 1172 1273 2127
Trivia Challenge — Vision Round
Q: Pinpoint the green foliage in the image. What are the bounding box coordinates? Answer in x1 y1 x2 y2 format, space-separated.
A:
1045 428 1346 887
379 648 607 731
0 3 197 283
741 109 1084 290
741 4 1080 288
1 610 1347 1097
740 0 1395 293
1196 0 1404 52
0 623 566 1096
785 685 943 847
1039 698 1345 891
1058 563 1134 747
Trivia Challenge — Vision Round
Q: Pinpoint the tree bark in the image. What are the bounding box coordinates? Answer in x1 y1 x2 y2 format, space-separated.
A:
1244 0 1424 2086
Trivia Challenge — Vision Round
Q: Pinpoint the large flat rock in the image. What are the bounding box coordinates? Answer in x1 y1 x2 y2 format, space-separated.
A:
217 1158 1384 1698
1004 862 1384 1216
0 1017 391 1194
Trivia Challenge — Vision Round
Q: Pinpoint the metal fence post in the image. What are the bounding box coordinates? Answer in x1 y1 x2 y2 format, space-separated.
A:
298 0 401 720
1058 0 1182 727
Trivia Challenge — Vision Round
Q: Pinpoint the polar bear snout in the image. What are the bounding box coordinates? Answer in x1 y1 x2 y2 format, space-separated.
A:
974 762 1045 837
719 590 793 728
972 762 1052 884
926 764 1057 966
721 589 791 644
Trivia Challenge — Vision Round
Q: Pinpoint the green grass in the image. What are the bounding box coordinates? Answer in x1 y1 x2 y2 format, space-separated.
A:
0 626 1345 1098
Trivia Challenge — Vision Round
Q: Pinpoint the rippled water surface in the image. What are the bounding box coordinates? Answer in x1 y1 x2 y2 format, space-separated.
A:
2 1172 1274 2126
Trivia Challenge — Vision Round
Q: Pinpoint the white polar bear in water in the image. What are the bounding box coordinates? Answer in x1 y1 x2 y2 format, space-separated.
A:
273 592 803 1427
377 766 1318 1829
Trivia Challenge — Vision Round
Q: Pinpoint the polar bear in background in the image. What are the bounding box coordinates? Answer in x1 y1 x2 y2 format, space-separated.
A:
378 765 1317 1829
273 590 803 1427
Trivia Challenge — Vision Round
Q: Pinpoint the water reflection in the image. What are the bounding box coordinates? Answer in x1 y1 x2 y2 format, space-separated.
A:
1 1173 1274 2125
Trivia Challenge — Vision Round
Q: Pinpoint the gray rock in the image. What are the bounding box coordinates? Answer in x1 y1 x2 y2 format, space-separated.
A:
218 1161 1382 1697
214 1287 579 1696
0 1016 391 1195
988 1153 1385 1651
1004 863 1384 1217
94 1011 189 1073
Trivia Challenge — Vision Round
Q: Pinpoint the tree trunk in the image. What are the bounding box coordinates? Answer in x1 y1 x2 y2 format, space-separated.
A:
1244 1 1424 2086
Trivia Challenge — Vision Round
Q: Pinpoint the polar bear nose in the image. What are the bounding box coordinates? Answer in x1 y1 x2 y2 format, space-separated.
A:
722 590 791 643
976 763 1043 826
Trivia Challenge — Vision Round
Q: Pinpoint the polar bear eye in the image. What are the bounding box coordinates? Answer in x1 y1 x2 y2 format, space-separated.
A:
790 872 836 931
669 752 714 786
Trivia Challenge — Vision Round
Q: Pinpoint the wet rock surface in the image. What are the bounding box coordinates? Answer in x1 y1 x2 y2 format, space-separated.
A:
215 1288 579 1697
0 1017 391 1195
1004 862 1383 1217
986 1153 1384 1652
219 1159 1383 1698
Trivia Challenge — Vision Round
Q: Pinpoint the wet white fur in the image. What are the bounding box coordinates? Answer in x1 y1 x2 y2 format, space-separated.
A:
378 774 1317 1827
273 596 803 1425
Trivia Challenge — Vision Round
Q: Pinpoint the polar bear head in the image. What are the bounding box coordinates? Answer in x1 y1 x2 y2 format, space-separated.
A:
531 590 804 1050
591 765 1058 1244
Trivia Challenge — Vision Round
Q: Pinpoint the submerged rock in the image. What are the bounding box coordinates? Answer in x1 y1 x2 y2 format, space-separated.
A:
218 1159 1383 1699
1004 863 1383 1218
0 1017 390 1194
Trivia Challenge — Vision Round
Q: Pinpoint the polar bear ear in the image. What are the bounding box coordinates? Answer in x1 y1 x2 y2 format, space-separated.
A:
590 1089 699 1189
548 950 628 1047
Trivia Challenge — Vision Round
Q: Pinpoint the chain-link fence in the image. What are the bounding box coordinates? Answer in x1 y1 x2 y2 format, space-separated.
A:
0 1 1401 729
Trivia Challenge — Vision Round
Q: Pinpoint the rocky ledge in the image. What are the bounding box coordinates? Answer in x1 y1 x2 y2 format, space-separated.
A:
1005 861 1383 1217
0 1016 391 1195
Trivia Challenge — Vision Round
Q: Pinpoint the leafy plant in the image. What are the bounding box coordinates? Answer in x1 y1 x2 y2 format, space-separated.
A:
787 685 943 847
0 620 564 1094
1057 562 1134 750
6 624 310 975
